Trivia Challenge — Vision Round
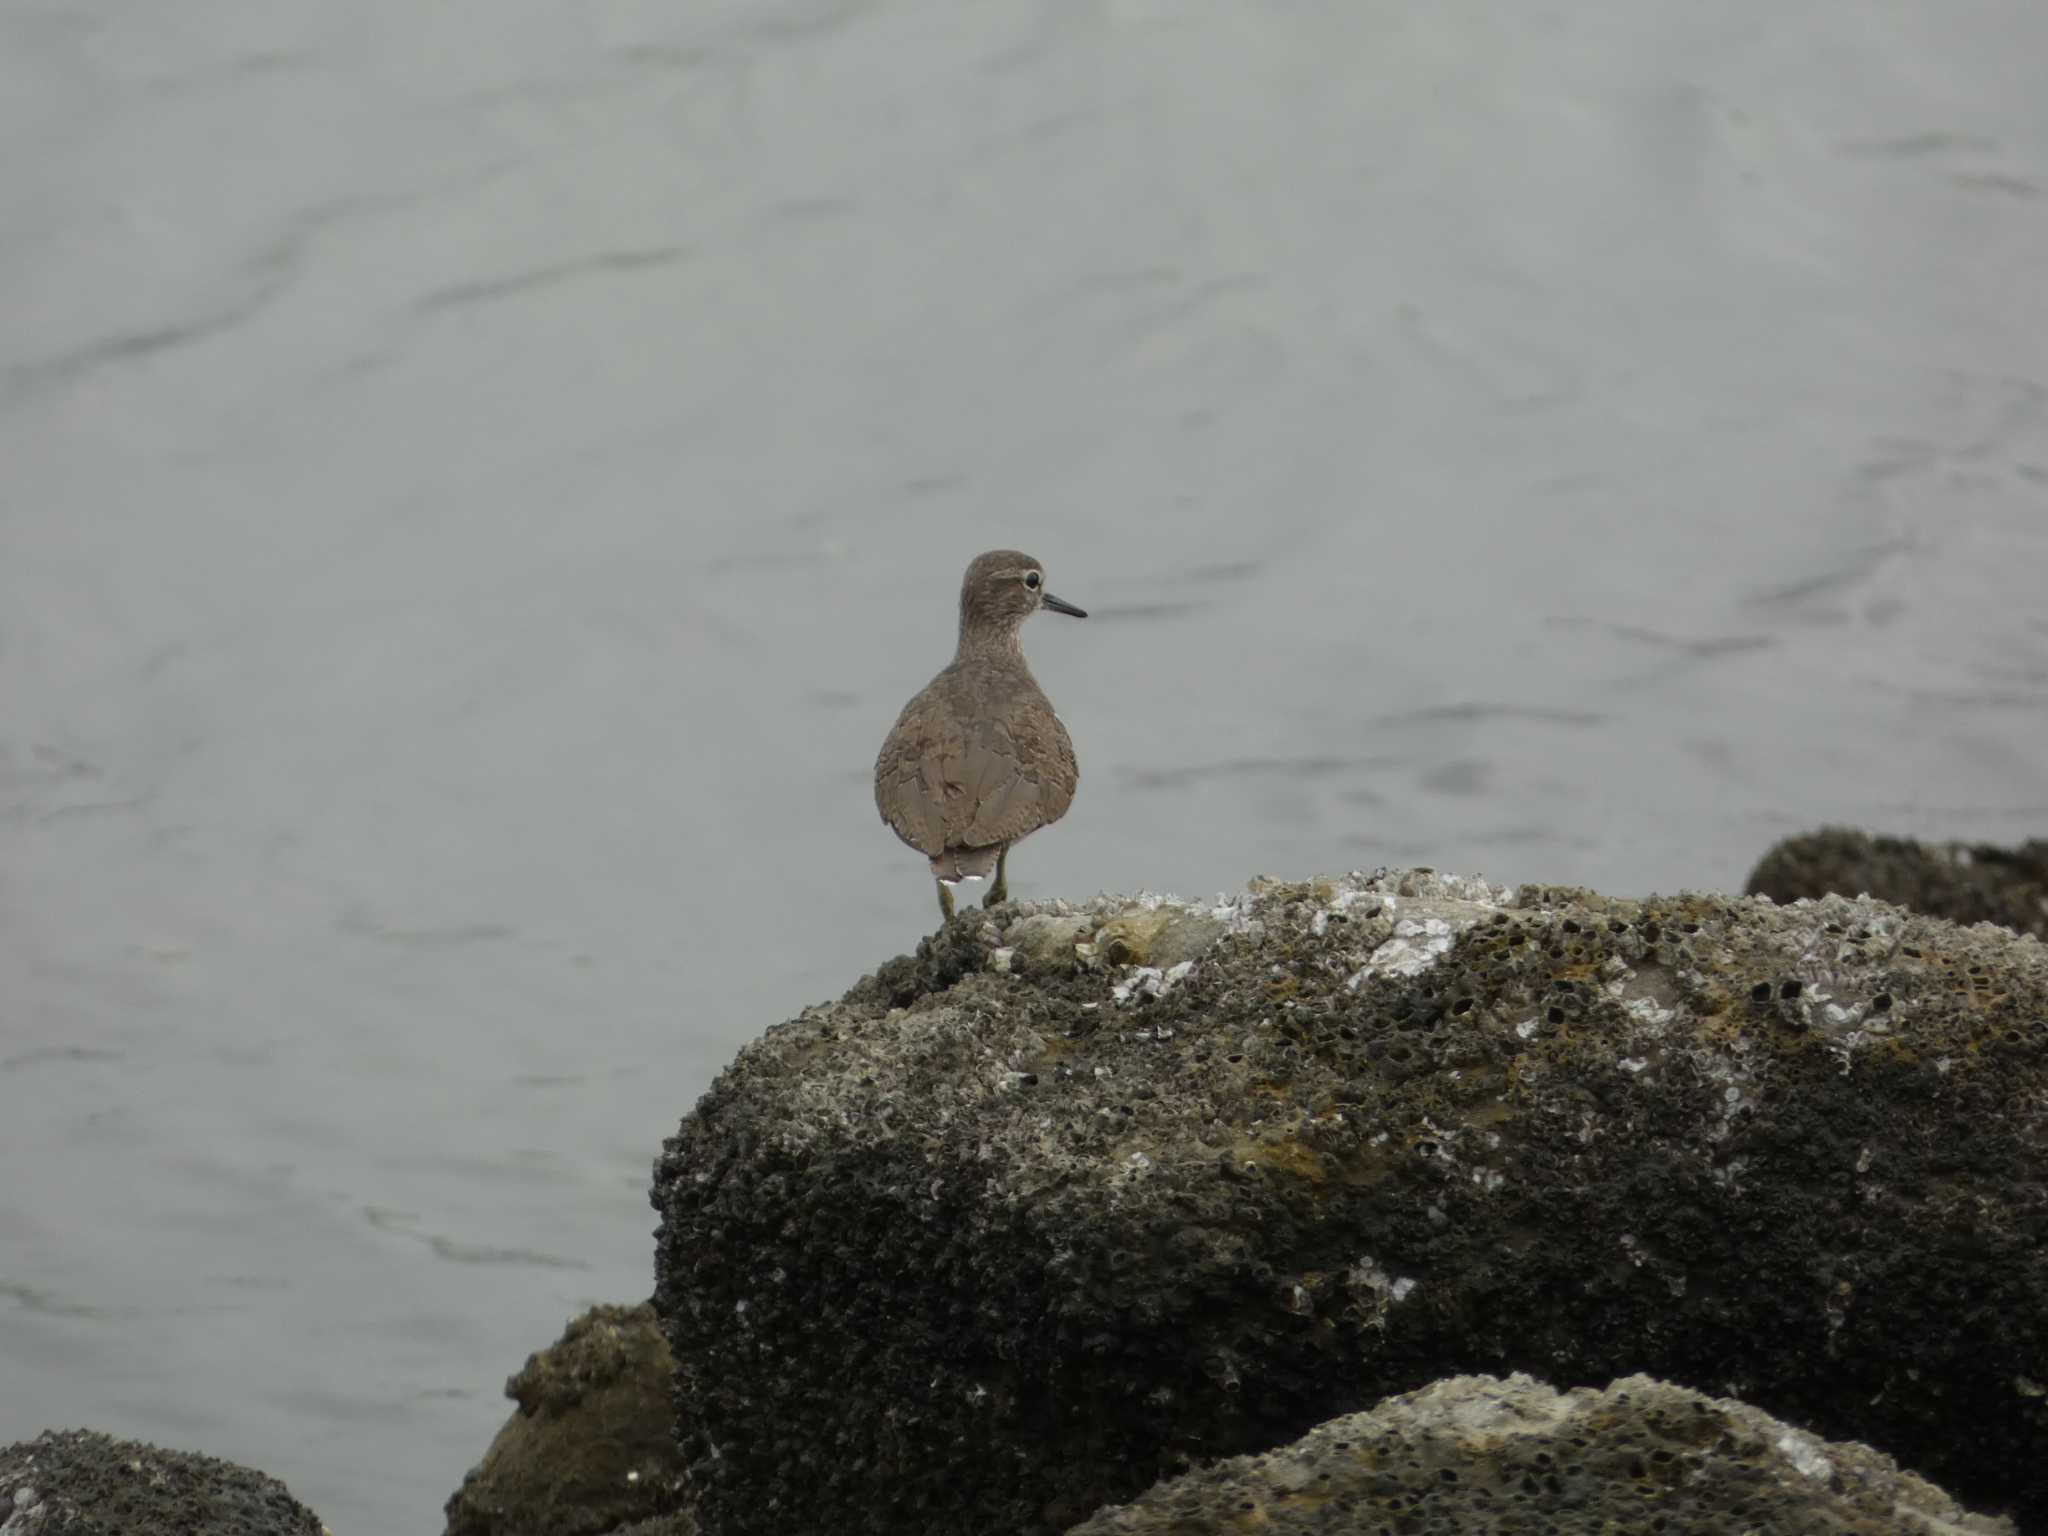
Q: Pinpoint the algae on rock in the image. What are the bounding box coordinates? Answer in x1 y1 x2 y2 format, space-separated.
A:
443 1303 690 1536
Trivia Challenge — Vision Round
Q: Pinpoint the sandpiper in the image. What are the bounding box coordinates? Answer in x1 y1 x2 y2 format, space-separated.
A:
874 550 1086 923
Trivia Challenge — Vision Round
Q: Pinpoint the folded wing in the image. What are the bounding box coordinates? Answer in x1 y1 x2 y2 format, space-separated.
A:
875 690 1076 855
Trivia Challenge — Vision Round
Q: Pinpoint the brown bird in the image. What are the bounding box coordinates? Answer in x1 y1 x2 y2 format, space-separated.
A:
875 550 1086 923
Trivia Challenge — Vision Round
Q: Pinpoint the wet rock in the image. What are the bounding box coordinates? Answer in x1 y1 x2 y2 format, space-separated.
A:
651 870 2048 1536
1748 827 2048 940
443 1302 691 1536
1066 1372 2014 1534
0 1428 326 1535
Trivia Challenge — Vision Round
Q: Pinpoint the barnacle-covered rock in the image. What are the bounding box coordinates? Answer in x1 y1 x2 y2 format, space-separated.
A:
0 1429 328 1535
1067 1373 2014 1535
652 870 2048 1536
1748 827 2048 940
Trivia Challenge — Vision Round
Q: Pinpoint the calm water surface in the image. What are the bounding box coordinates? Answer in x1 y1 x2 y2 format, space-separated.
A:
4 2 2046 1530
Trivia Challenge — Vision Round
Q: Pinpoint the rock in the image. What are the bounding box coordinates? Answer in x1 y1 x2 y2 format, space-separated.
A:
1090 903 1228 970
650 870 2048 1536
1004 912 1097 974
0 1428 326 1535
1748 828 2048 940
443 1302 691 1536
1065 1372 2014 1534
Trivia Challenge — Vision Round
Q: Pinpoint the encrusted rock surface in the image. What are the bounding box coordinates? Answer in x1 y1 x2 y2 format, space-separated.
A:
443 1302 691 1536
1066 1372 2014 1535
1749 827 2048 941
0 1429 327 1535
651 869 2048 1536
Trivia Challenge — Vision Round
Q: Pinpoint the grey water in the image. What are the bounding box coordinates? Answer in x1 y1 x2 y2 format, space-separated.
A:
3 2 2045 1530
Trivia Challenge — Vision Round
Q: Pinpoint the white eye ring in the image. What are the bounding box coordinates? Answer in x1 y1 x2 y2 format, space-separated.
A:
1024 571 1043 590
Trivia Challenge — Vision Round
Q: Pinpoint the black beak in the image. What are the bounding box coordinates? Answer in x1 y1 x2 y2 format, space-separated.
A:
1041 592 1087 618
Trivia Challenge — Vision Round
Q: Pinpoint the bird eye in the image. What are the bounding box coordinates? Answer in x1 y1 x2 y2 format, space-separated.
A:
1024 572 1042 590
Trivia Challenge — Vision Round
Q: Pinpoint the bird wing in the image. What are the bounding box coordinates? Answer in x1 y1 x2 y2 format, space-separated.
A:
956 699 1077 849
874 692 958 857
875 688 1077 856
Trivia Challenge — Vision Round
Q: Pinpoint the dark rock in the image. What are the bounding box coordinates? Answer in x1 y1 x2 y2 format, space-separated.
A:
0 1428 326 1535
651 871 2048 1536
1066 1372 2014 1534
443 1302 691 1536
1748 827 2048 940
609 1519 699 1536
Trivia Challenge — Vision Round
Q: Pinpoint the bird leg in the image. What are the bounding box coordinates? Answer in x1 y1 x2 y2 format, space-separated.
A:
984 846 1009 909
935 880 956 924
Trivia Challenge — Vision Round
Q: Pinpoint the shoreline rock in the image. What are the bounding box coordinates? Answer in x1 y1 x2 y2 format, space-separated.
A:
1067 1372 2015 1534
1748 827 2048 940
18 865 2041 1536
442 1302 691 1536
0 1429 328 1535
652 869 2048 1534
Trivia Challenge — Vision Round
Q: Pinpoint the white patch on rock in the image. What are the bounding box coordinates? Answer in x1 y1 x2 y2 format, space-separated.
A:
1347 1256 1418 1306
1309 879 1386 936
1775 1428 1834 1482
1349 916 1456 987
1111 967 1161 1004
1110 958 1196 1005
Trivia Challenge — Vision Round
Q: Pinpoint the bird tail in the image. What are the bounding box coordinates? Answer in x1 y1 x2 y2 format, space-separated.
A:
929 846 1001 884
